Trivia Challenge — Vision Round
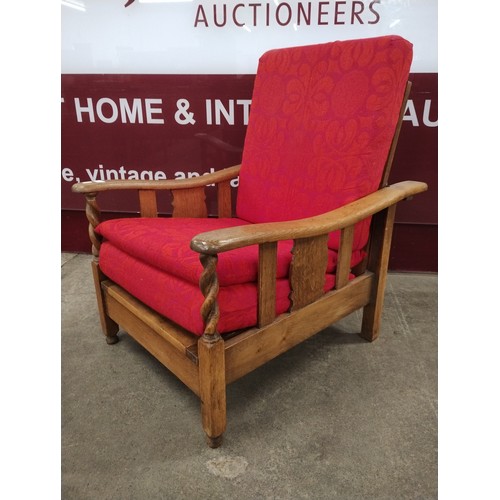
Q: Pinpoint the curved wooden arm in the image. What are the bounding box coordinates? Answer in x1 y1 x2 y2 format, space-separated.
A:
190 181 428 254
71 165 241 194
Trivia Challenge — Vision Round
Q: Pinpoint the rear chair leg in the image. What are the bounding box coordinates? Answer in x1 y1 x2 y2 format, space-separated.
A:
360 289 386 342
91 260 119 344
359 205 396 342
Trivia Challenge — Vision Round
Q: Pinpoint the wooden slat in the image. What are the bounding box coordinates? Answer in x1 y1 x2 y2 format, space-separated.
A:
172 187 208 218
289 235 328 311
217 180 232 218
258 242 277 327
335 225 354 289
224 273 374 384
139 189 158 217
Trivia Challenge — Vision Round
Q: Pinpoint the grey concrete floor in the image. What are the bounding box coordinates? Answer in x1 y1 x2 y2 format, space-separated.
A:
62 252 437 500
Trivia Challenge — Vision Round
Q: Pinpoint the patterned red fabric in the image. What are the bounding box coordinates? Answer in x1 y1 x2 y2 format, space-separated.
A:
96 217 359 286
236 35 413 252
99 242 340 335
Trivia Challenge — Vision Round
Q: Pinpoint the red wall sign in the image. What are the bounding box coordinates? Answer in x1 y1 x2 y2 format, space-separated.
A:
61 72 437 271
62 0 438 270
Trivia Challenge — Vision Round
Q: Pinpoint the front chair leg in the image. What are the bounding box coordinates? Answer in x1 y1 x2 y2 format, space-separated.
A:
198 332 226 448
198 252 226 447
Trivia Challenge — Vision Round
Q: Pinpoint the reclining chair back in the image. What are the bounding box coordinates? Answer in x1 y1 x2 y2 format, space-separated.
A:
237 36 413 254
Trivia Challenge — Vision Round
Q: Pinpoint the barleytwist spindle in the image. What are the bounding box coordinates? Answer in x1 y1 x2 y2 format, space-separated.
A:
199 253 220 338
85 193 102 261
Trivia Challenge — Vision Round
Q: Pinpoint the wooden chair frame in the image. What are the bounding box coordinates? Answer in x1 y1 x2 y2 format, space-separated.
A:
72 82 427 448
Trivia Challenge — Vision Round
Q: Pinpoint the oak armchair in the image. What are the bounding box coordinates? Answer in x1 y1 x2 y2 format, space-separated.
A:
72 35 427 448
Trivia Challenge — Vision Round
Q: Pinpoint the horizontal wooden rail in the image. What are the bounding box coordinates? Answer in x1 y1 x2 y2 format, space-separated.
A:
224 273 374 384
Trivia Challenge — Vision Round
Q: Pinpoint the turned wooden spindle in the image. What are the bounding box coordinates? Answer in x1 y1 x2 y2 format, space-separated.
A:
199 253 220 337
84 193 102 261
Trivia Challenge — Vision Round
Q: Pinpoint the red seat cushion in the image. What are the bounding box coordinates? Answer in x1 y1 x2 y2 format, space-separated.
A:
96 217 361 334
99 242 340 335
236 35 413 251
96 217 360 287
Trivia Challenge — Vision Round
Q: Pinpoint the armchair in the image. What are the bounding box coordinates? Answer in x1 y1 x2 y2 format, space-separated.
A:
72 35 427 448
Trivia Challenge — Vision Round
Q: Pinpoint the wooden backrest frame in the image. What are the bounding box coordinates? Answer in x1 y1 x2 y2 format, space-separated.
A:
379 81 412 188
351 80 412 276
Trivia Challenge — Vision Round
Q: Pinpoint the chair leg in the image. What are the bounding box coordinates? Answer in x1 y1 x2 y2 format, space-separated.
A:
198 332 226 448
91 261 119 344
360 291 386 342
359 205 396 342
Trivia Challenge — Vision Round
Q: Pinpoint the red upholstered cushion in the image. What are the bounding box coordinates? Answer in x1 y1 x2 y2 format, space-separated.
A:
96 217 361 287
236 35 413 251
99 243 341 335
96 217 361 334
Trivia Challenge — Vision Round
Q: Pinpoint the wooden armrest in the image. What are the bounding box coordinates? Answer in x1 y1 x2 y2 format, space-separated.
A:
71 165 241 194
191 181 428 254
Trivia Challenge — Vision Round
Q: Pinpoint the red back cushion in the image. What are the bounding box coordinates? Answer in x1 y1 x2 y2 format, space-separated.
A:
236 35 413 250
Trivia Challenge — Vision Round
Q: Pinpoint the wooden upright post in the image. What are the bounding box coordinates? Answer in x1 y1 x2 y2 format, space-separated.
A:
85 193 119 344
360 205 397 342
91 261 119 344
198 333 226 448
198 253 226 447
